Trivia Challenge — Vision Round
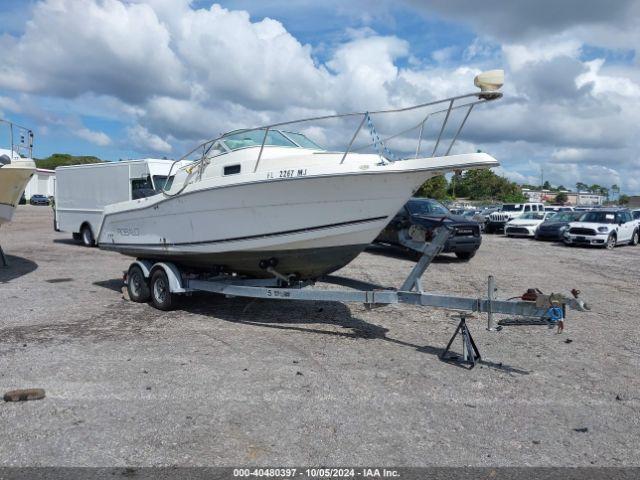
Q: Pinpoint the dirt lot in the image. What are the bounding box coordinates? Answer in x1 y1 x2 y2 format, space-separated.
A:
0 206 639 467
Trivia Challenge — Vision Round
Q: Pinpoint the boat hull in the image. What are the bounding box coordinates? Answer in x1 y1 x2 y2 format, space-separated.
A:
0 162 35 225
98 154 499 279
105 243 367 279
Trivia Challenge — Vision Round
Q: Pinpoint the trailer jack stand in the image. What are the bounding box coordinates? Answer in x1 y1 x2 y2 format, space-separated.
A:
440 313 481 369
0 244 7 267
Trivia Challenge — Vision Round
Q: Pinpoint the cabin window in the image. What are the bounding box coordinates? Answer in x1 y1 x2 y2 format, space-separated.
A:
224 164 241 175
131 176 157 199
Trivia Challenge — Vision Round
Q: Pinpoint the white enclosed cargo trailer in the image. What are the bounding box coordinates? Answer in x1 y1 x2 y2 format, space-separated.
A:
54 159 183 246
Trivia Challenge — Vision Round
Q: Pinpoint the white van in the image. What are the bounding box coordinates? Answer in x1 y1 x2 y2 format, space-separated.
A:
54 159 181 246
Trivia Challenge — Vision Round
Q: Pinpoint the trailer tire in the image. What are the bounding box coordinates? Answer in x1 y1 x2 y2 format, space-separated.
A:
127 265 150 303
150 269 176 311
81 224 95 247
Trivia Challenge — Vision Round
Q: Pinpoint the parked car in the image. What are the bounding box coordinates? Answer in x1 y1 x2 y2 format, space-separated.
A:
563 209 639 249
462 210 487 231
479 207 499 224
504 211 554 237
375 198 482 261
485 202 545 233
29 194 50 206
544 205 574 212
535 211 585 241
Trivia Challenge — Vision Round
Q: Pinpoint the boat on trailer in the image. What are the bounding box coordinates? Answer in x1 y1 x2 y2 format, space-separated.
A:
0 120 35 265
100 70 590 364
0 120 35 227
97 71 504 280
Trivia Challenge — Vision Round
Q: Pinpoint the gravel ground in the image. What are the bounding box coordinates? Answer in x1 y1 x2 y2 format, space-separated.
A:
0 206 639 467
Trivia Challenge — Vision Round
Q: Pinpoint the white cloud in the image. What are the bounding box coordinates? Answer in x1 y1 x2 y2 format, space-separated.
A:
431 46 457 63
74 127 112 146
0 0 639 193
0 0 185 102
0 96 21 113
576 59 640 98
502 38 582 71
127 125 172 154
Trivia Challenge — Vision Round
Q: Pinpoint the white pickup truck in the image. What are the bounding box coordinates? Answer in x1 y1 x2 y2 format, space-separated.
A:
485 202 545 233
563 209 640 249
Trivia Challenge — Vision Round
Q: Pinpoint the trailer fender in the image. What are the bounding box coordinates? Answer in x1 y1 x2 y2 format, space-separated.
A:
149 262 186 293
130 259 154 279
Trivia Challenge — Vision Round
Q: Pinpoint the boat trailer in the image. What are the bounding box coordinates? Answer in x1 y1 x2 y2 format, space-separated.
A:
124 226 589 369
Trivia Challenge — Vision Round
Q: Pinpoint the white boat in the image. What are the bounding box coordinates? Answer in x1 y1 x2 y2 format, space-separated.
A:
0 120 35 226
97 71 504 279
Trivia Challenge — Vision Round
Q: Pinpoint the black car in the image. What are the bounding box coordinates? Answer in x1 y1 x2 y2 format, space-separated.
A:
29 194 50 206
535 211 585 241
375 198 482 260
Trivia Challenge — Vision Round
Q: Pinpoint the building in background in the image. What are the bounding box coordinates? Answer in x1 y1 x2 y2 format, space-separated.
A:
566 192 604 206
522 189 557 203
24 168 55 199
522 188 604 206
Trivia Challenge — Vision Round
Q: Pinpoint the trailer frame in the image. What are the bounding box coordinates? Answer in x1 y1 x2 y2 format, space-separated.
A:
122 225 588 367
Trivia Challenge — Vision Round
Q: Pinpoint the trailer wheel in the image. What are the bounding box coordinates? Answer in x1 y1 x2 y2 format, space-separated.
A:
150 269 176 311
127 265 150 303
81 224 95 247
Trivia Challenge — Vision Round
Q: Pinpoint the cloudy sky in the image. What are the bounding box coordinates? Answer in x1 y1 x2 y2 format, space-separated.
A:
1 0 639 193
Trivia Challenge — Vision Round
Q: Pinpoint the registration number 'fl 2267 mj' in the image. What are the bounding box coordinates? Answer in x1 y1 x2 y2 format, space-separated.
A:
266 169 307 179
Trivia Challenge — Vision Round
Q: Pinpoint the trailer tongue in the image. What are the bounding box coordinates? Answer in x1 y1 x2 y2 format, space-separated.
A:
124 224 589 369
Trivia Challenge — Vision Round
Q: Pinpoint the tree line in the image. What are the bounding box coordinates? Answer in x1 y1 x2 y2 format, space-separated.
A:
416 170 526 203
417 171 631 205
35 153 102 170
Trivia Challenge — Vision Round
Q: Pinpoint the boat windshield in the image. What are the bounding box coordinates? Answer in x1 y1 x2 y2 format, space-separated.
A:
281 131 323 149
221 130 297 151
153 175 174 191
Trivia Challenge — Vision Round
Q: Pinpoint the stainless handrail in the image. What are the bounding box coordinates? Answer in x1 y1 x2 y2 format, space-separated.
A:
340 115 367 165
162 89 502 196
0 118 34 159
431 99 454 157
349 99 482 157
